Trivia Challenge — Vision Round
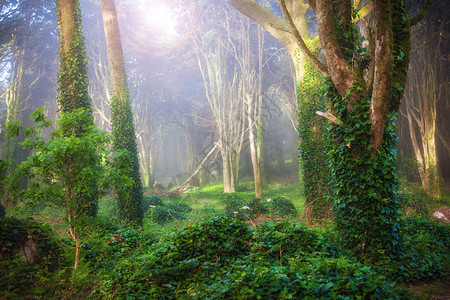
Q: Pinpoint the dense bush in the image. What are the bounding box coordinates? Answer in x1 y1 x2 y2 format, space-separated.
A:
94 216 253 298
219 193 245 211
374 217 450 282
83 218 155 269
94 216 411 299
168 202 193 215
253 222 342 261
220 194 298 220
247 197 269 215
266 196 298 218
144 205 184 224
219 193 250 220
142 194 163 211
0 217 63 298
193 256 410 299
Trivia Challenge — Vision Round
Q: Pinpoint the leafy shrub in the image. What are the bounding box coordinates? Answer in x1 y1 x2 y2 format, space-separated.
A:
145 206 183 224
266 196 297 218
219 192 245 210
167 202 193 214
94 216 410 299
142 194 163 210
83 218 155 269
253 222 342 261
193 256 410 299
0 217 63 298
94 216 252 298
219 193 249 219
247 197 269 215
375 217 450 282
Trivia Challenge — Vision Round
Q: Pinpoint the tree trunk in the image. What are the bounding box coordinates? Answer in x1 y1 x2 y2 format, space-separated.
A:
2 42 25 207
404 25 441 199
229 0 329 206
100 0 143 225
247 93 261 198
222 150 235 193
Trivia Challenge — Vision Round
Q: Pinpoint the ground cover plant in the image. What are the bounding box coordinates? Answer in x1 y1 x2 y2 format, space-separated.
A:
1 181 449 298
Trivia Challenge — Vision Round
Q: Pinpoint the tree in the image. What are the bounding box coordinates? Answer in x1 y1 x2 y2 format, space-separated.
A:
4 0 104 269
191 2 253 193
279 0 431 258
246 21 265 199
227 0 356 212
55 0 102 266
100 0 143 225
401 1 447 200
56 0 99 215
0 0 56 206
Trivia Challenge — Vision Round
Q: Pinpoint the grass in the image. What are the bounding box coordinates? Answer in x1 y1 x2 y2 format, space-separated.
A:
185 181 305 214
128 180 306 236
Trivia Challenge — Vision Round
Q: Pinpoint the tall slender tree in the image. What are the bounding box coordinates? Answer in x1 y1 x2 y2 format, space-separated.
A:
56 0 100 267
228 0 363 213
100 0 143 225
1 0 56 206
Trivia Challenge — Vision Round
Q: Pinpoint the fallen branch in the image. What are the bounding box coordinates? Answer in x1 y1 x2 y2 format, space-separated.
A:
170 144 219 195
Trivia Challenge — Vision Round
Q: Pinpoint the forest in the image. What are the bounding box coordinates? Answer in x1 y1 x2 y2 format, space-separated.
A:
0 0 449 298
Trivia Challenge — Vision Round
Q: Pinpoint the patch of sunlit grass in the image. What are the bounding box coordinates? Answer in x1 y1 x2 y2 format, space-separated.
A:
263 182 305 212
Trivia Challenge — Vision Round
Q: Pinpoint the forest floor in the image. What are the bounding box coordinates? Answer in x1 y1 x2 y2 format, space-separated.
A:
407 276 450 299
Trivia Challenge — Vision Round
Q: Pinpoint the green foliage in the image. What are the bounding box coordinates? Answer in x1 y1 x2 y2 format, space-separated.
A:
327 79 403 258
6 107 126 269
93 216 253 298
98 196 119 219
0 217 63 298
252 221 341 260
82 218 155 269
219 192 246 215
168 202 193 215
219 193 297 220
399 180 432 218
142 197 194 225
322 1 413 261
296 39 330 209
247 197 269 215
0 158 7 199
56 0 91 115
142 194 163 209
110 92 144 226
145 206 183 225
376 217 450 282
8 108 111 216
94 216 411 299
266 196 298 218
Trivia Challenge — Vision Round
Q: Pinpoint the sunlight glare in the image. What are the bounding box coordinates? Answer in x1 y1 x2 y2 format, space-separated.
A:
141 2 178 38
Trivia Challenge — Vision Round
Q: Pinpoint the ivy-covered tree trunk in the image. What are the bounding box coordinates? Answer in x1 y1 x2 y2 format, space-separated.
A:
296 45 330 226
100 0 143 225
56 0 101 268
56 0 98 217
286 0 428 258
229 0 332 213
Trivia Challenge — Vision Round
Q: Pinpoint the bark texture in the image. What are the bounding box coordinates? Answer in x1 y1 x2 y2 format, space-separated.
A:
100 0 143 224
